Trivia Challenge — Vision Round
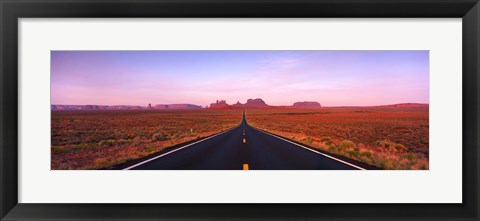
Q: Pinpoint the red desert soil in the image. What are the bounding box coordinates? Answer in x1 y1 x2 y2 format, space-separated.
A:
52 106 429 170
51 109 242 169
245 106 429 170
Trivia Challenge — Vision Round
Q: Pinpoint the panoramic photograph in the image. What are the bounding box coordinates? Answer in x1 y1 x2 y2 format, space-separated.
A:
51 50 429 170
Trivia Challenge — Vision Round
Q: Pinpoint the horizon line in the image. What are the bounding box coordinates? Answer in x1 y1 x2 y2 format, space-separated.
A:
51 102 430 108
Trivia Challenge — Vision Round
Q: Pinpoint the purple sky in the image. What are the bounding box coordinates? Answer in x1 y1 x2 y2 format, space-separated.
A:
51 51 429 106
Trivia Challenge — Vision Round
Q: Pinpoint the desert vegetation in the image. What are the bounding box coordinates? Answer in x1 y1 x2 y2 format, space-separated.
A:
51 109 242 169
246 106 429 170
52 106 429 170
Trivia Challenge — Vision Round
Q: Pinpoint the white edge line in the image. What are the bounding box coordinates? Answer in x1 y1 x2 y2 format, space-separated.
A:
253 127 367 170
123 126 237 170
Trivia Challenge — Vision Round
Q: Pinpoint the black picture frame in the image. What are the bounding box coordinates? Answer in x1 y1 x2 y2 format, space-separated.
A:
1 0 479 220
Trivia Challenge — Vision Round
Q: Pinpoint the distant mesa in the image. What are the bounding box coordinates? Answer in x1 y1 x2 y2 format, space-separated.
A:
51 105 144 110
292 101 322 109
209 98 269 109
377 103 429 108
51 103 202 110
52 100 425 111
153 104 202 109
109 105 144 110
245 98 269 107
210 100 230 108
209 98 325 109
52 98 325 111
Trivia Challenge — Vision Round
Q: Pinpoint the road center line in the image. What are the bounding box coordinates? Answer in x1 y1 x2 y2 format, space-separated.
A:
253 127 366 170
243 164 249 170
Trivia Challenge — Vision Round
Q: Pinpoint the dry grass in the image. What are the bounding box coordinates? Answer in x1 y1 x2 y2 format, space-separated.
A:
51 109 242 169
246 107 429 170
52 106 429 170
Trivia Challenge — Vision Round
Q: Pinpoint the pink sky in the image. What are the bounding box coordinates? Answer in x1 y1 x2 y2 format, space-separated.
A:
51 51 429 106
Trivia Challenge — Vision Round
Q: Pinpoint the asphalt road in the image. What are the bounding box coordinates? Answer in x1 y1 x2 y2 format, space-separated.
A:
124 112 371 170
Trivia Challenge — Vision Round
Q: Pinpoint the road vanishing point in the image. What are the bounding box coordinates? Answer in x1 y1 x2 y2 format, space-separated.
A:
120 111 375 170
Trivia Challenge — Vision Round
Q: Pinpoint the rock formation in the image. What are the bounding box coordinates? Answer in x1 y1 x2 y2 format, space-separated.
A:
51 105 145 110
232 101 243 107
209 98 269 108
292 101 322 108
245 98 268 107
51 103 202 110
154 104 202 109
209 100 229 108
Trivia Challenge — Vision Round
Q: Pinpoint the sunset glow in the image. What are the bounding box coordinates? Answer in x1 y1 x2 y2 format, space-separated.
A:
51 50 429 106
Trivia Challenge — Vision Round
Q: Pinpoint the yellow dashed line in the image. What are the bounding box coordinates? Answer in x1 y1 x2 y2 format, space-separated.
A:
243 164 249 170
243 138 246 143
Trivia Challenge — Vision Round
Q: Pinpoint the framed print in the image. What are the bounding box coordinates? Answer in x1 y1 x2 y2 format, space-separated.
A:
1 0 479 220
49 50 428 171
